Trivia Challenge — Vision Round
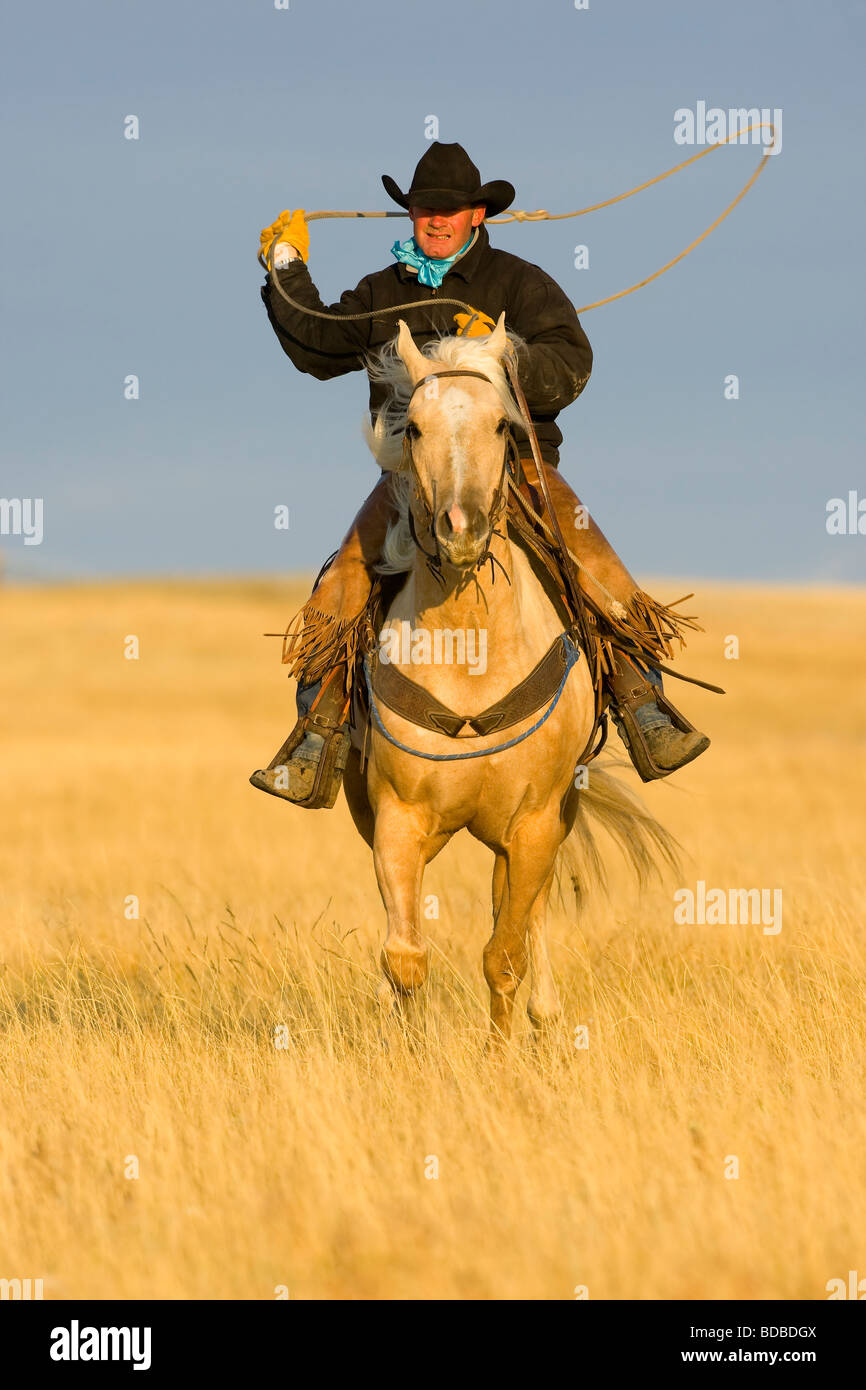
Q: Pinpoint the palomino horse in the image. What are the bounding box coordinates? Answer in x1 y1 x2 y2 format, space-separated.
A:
344 313 670 1040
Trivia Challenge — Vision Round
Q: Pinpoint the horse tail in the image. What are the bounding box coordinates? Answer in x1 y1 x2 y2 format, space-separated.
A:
558 760 682 903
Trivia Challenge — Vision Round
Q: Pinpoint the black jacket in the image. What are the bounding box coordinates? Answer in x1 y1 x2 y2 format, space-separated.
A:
261 222 592 465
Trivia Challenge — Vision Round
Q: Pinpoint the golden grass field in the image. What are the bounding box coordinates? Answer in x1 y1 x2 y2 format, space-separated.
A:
1 575 865 1301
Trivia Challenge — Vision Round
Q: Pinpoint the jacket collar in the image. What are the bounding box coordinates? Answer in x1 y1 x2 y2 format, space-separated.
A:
393 220 490 284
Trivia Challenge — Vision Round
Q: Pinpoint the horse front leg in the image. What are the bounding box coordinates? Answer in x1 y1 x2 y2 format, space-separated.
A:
484 816 562 1042
526 865 562 1031
372 801 442 1012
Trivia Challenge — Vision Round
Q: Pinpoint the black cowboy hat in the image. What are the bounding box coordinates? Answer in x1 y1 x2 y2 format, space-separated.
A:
382 142 515 219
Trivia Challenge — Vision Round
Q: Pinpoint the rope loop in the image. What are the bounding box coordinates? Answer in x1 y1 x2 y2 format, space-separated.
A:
275 123 778 316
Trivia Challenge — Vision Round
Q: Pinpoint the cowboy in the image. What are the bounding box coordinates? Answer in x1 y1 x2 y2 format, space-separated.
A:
251 142 709 808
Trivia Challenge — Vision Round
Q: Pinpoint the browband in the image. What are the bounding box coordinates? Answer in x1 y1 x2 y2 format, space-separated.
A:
408 369 494 400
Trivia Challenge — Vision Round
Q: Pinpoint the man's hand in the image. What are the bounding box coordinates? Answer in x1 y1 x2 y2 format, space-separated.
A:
259 209 310 267
453 307 496 337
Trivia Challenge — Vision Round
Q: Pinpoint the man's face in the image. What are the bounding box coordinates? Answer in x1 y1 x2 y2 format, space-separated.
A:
409 204 486 259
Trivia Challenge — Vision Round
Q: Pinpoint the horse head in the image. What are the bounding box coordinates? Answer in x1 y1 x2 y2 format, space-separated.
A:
394 313 521 572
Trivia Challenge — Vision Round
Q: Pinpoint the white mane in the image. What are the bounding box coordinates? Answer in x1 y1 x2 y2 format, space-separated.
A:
362 330 526 574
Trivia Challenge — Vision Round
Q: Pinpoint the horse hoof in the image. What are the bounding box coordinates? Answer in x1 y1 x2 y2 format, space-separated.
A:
381 942 428 994
526 1001 562 1032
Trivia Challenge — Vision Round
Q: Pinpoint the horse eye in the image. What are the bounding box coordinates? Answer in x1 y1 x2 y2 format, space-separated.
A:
496 418 509 434
406 420 421 441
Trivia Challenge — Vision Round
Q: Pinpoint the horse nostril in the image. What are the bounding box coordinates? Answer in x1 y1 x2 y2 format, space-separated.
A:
437 506 489 546
467 507 489 541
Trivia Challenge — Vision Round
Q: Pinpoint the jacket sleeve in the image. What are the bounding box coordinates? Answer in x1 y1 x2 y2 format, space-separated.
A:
261 262 373 380
509 267 593 411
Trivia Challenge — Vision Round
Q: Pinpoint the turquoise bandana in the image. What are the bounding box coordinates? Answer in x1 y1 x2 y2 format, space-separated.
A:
390 233 474 288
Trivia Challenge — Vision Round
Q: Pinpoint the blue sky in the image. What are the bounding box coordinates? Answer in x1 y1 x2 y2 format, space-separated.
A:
2 0 864 581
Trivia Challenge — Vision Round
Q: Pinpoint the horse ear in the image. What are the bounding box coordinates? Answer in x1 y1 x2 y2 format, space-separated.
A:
488 310 508 359
395 319 430 384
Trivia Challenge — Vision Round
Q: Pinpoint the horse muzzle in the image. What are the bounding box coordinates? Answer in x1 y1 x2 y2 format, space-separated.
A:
433 502 491 569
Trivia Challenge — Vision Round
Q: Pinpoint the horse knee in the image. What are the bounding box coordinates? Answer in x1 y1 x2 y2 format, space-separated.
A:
382 938 429 994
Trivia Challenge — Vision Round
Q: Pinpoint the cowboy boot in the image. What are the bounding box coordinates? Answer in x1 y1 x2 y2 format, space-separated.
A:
607 654 710 781
519 457 710 780
250 475 396 809
250 665 352 808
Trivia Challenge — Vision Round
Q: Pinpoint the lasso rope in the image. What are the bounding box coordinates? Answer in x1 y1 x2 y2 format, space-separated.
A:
286 123 776 315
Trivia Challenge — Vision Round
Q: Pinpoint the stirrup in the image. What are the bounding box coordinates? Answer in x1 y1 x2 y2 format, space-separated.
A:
250 726 351 809
250 671 351 809
609 671 709 783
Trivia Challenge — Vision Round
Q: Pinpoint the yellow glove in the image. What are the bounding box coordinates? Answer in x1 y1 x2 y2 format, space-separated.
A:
453 307 496 337
259 208 310 266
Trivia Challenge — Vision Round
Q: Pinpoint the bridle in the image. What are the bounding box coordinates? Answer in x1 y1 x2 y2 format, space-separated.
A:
403 363 610 758
400 368 521 588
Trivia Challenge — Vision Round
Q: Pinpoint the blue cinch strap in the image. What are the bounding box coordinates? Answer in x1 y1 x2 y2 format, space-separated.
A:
363 633 581 762
390 233 474 288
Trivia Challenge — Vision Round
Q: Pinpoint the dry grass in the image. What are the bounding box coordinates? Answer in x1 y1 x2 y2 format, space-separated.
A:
1 576 864 1300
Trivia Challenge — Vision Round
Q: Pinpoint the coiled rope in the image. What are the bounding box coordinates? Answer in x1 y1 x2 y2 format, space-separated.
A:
278 122 777 316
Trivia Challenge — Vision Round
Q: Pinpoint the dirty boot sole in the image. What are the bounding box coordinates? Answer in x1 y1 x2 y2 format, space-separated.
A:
614 715 711 781
249 758 318 804
643 725 710 773
249 725 350 810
